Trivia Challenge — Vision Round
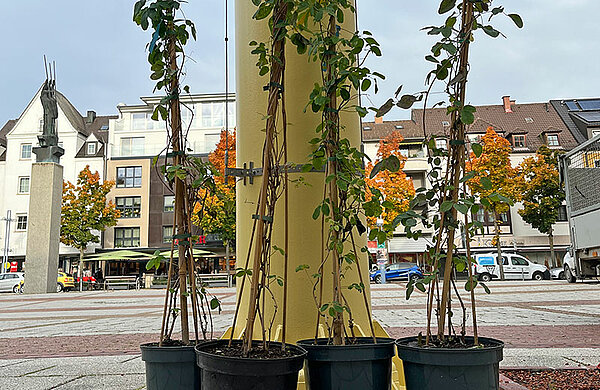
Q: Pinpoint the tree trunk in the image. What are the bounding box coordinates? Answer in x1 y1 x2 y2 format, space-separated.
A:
495 212 505 280
79 248 84 292
549 227 556 268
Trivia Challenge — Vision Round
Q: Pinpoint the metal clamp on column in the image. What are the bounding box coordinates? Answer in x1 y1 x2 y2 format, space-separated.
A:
225 162 326 185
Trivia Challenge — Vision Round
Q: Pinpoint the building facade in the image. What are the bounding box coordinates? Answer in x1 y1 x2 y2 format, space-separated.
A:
363 96 579 266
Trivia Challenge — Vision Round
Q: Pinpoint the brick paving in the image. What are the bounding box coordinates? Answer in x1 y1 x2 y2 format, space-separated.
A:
0 280 599 389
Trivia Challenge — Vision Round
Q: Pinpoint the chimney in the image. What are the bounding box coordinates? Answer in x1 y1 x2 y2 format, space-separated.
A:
375 116 383 124
502 96 515 113
86 110 96 124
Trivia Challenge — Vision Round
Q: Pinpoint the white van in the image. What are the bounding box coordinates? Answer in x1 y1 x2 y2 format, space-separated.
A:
473 253 549 282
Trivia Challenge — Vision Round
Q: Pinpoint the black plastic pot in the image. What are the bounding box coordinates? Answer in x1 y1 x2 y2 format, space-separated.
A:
140 342 199 390
195 339 306 390
396 336 504 390
297 337 396 390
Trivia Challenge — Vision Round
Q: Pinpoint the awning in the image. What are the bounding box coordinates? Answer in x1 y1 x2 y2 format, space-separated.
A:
159 248 213 258
388 237 432 254
83 249 153 261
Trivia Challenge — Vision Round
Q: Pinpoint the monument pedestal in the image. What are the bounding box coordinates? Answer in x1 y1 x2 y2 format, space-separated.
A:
25 162 63 294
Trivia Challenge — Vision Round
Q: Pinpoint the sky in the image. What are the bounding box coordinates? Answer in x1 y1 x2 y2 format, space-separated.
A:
1 1 599 123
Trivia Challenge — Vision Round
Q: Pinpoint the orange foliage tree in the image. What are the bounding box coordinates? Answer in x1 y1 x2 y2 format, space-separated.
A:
193 129 236 245
365 131 415 237
466 127 522 279
61 165 119 289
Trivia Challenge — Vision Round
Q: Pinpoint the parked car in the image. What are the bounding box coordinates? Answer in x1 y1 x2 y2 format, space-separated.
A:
0 272 24 293
370 262 424 284
550 267 565 280
57 272 75 292
473 252 550 282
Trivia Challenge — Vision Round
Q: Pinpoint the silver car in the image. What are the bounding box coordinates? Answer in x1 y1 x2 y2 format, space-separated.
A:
0 272 24 293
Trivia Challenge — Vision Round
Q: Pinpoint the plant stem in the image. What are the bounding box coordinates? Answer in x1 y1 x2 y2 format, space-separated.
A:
159 208 177 346
437 0 473 341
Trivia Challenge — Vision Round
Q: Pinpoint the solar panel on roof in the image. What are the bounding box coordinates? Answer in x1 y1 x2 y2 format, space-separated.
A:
578 100 600 111
574 112 600 123
565 101 580 111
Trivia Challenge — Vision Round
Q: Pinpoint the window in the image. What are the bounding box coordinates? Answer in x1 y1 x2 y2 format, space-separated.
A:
399 148 409 158
20 144 32 159
513 135 526 148
472 207 511 235
557 205 568 222
16 215 27 231
441 121 450 127
163 226 173 243
18 177 30 194
116 166 142 188
467 134 483 144
132 112 165 131
435 138 447 150
87 142 97 155
114 227 141 248
511 257 528 266
201 102 227 127
524 117 534 124
39 119 44 132
395 125 404 129
116 197 141 218
164 195 175 212
120 137 145 156
204 134 221 153
363 126 371 131
547 134 559 147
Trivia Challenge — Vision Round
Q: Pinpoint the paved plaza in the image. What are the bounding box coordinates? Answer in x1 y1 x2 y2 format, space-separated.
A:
0 280 599 389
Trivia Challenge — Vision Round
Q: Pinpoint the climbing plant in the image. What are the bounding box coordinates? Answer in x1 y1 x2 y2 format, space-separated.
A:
134 0 220 346
376 0 523 346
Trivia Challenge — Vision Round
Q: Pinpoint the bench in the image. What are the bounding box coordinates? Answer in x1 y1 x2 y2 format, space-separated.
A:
104 276 139 290
197 273 231 287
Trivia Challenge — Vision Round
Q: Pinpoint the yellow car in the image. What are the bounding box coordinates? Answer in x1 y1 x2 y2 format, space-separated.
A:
57 272 75 292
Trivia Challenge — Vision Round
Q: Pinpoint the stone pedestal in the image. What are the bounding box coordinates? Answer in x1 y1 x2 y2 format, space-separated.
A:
25 162 63 294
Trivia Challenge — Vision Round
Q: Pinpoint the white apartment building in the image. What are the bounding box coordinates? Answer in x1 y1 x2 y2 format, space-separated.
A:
0 85 114 271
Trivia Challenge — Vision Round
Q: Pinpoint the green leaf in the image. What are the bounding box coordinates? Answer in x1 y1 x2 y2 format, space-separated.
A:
482 25 500 38
312 206 321 220
361 79 371 92
438 0 456 14
397 94 421 109
465 279 478 291
210 297 220 310
472 143 483 157
461 107 475 125
480 281 491 294
454 203 469 215
440 200 453 212
480 177 493 190
508 14 523 28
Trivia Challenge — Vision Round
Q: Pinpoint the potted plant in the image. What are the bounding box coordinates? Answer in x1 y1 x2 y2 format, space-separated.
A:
194 1 307 388
283 2 397 389
133 1 221 389
377 1 523 389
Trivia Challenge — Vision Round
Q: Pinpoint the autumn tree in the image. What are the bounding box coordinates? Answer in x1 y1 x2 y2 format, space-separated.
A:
61 166 120 290
518 146 565 267
193 129 236 277
466 127 522 280
365 130 415 237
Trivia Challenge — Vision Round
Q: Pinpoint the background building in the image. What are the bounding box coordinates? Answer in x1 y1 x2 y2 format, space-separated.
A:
363 95 579 265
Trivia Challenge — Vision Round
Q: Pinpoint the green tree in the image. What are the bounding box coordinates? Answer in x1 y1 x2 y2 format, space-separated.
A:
518 146 565 267
61 166 120 290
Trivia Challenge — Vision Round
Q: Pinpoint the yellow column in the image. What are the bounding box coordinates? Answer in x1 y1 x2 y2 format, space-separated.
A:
233 1 372 343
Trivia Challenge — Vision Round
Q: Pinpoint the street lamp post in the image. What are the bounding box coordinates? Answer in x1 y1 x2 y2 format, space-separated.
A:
376 218 386 284
1 210 13 274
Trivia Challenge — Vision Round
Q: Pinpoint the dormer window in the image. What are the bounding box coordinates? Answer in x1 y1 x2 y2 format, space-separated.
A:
87 142 97 155
547 134 559 147
513 135 526 148
435 138 448 150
